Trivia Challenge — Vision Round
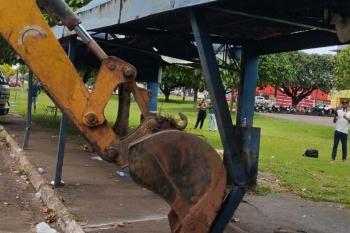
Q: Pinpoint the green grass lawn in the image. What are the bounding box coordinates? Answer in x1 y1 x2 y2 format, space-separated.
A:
8 87 350 206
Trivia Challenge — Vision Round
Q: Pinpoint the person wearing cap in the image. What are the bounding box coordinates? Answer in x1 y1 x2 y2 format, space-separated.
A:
331 101 350 161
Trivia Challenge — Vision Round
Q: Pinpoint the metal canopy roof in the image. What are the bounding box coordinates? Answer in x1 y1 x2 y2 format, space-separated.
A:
54 0 350 66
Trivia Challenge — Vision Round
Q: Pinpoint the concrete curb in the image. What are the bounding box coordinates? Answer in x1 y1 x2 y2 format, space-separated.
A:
0 126 85 233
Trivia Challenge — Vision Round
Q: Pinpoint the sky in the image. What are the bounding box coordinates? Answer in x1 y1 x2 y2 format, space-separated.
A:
302 45 339 55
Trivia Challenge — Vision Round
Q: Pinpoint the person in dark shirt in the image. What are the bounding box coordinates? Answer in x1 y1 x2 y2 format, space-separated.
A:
194 99 208 129
31 81 41 113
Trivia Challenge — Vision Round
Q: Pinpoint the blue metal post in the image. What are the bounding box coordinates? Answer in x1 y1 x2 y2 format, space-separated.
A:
147 82 159 113
234 48 261 190
190 11 247 232
22 71 33 149
53 37 76 187
147 66 161 113
236 48 259 127
189 10 246 185
53 113 68 187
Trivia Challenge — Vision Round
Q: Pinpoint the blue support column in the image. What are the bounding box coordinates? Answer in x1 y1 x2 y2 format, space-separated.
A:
190 11 246 232
236 49 259 127
189 10 246 185
22 71 33 149
190 11 262 233
147 82 159 113
53 113 68 187
53 37 76 187
147 66 161 113
234 49 261 191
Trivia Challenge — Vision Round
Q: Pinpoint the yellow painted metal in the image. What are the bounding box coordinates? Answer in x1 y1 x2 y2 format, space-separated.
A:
85 57 131 126
0 0 128 164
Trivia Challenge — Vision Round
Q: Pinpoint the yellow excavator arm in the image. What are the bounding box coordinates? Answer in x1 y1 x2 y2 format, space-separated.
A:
0 1 227 232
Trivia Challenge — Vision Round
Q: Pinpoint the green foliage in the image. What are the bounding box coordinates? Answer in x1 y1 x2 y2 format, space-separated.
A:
218 58 240 92
0 36 18 65
0 64 16 80
258 52 294 88
17 65 29 77
259 51 335 107
66 0 91 10
160 65 205 102
335 45 350 89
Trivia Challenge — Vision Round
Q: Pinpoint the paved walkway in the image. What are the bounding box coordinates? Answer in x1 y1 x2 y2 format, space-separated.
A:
259 113 334 127
1 114 350 233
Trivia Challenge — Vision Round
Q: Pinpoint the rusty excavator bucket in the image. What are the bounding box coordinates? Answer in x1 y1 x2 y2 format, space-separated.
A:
128 130 227 233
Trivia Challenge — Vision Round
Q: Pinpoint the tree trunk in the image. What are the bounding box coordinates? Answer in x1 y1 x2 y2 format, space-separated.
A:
291 97 301 109
113 84 131 137
193 88 198 103
230 88 235 112
182 87 186 101
274 86 278 97
164 92 170 102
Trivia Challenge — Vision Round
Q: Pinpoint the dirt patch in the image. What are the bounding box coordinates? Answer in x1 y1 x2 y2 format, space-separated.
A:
257 171 291 192
0 141 59 233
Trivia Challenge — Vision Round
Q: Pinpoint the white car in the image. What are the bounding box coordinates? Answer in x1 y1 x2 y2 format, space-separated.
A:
255 96 267 105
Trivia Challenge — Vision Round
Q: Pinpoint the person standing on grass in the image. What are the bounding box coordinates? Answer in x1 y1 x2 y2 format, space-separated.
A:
331 101 350 161
31 81 41 113
208 102 217 131
194 99 208 129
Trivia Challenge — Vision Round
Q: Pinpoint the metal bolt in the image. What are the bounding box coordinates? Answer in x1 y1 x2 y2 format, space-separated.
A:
122 66 136 79
85 113 97 125
107 61 116 71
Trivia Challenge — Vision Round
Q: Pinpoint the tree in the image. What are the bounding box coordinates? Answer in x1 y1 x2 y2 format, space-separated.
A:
160 65 186 102
183 68 205 103
334 45 350 89
259 52 335 108
219 58 240 111
0 64 16 80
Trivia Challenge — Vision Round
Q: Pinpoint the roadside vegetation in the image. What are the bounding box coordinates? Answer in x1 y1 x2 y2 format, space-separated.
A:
7 87 350 207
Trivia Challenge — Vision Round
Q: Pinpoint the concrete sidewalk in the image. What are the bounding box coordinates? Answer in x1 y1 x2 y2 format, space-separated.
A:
1 113 350 233
1 114 170 233
259 113 334 127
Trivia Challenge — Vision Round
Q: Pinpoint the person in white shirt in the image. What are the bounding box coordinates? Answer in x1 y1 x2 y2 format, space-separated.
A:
332 101 350 161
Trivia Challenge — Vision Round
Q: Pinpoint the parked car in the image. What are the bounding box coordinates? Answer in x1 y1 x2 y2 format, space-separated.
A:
255 96 267 105
0 72 10 115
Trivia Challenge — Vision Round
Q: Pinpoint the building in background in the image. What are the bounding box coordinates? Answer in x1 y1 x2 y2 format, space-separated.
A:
255 85 330 109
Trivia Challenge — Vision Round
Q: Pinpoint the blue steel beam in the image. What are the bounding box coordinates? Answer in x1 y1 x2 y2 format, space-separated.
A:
53 37 76 187
147 65 161 113
147 82 159 113
236 48 259 127
190 10 247 232
22 71 33 149
248 30 343 55
235 48 261 187
53 113 68 187
189 10 247 186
